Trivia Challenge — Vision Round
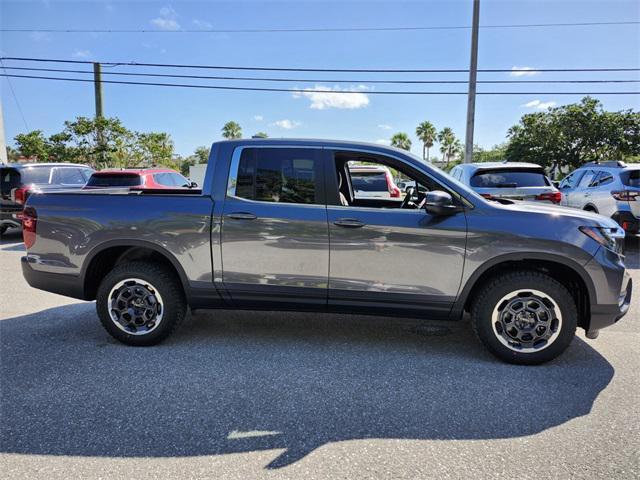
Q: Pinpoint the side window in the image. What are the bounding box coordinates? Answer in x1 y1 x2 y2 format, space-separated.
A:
55 168 89 185
228 148 318 204
450 167 461 180
154 173 175 187
577 170 598 188
170 173 189 187
593 172 614 187
559 171 579 189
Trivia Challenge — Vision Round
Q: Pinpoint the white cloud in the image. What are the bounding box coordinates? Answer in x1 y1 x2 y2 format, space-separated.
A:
72 49 91 59
375 139 391 145
510 66 540 77
293 84 370 110
253 115 264 121
523 99 557 109
272 119 300 129
378 124 393 130
192 19 213 29
151 6 180 30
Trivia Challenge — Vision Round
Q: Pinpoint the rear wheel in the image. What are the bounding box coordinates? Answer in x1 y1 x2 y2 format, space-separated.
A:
0 225 7 236
471 271 577 365
96 261 186 346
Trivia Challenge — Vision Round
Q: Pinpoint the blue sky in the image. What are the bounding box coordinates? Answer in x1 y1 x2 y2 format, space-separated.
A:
1 0 639 158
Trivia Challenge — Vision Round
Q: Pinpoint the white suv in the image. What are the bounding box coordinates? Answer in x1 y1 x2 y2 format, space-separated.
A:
558 161 640 235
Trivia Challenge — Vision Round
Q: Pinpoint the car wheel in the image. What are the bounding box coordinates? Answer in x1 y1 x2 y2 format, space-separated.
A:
96 261 187 346
0 225 7 236
471 271 577 365
584 206 598 213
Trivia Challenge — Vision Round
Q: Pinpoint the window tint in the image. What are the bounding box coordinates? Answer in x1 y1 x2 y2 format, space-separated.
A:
153 173 174 186
54 168 89 185
170 173 189 187
622 170 640 187
351 171 388 192
470 169 549 188
230 148 317 204
577 170 598 188
86 174 142 187
592 171 614 187
19 167 53 184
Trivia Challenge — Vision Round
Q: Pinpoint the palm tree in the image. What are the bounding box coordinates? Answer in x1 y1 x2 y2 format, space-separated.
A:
437 127 459 166
221 121 242 140
390 132 412 151
415 121 437 161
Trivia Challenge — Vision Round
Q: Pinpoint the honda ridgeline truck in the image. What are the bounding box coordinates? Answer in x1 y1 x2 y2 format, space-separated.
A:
20 139 632 364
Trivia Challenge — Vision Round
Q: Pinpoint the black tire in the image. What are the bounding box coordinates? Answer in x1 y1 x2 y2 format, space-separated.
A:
471 271 577 365
0 225 7 236
96 261 187 346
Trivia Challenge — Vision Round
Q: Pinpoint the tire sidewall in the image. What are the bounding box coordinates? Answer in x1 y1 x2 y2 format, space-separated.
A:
96 263 184 346
473 273 577 365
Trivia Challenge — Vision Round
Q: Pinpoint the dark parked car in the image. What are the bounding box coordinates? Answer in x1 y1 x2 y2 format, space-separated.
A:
20 139 631 364
0 162 93 235
84 168 196 190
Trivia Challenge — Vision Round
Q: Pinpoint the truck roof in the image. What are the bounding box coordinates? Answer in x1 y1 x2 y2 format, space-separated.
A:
213 138 416 156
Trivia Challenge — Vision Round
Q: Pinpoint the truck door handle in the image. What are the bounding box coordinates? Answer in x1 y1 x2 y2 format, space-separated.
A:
334 218 365 228
227 212 257 220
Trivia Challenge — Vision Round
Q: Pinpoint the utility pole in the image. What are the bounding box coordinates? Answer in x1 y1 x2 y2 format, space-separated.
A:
464 0 480 163
0 98 7 164
93 62 105 162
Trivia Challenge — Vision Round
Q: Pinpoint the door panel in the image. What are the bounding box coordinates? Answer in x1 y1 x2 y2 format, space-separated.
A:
327 206 467 313
220 146 329 306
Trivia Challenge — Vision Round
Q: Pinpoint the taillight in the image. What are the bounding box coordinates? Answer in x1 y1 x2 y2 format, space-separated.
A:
22 206 37 248
386 172 401 198
11 186 31 205
536 191 562 204
612 191 639 201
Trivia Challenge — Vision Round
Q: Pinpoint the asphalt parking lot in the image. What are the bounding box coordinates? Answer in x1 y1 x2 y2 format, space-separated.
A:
0 228 638 480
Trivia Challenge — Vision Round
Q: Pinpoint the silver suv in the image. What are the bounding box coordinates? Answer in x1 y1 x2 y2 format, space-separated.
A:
558 161 640 235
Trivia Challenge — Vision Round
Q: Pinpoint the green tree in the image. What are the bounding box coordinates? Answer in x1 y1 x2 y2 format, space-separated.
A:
62 116 130 166
437 127 462 166
416 121 437 161
5 146 20 162
193 146 210 163
14 130 50 161
222 121 242 140
506 97 640 176
472 143 508 163
135 132 175 168
253 132 268 138
390 132 412 151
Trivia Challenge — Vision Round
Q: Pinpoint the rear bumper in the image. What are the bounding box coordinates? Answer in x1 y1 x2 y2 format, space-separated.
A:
0 208 22 229
21 256 86 300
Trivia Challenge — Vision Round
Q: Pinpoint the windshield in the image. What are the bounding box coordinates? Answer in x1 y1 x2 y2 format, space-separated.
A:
86 174 142 187
351 172 388 192
471 169 549 188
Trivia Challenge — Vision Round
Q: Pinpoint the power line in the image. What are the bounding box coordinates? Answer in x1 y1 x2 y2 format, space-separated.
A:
0 60 29 130
1 20 638 33
3 57 640 73
3 66 639 84
1 73 638 95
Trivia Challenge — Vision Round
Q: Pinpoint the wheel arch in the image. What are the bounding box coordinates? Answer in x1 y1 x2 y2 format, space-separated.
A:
81 240 190 301
452 253 595 330
583 203 599 213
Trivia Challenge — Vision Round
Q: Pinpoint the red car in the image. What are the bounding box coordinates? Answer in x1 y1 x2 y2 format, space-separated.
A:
83 168 196 190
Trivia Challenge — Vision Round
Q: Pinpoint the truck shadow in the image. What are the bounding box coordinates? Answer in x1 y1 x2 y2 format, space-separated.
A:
0 303 614 469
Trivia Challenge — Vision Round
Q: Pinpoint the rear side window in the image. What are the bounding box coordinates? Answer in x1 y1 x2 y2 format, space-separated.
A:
470 169 549 188
351 171 388 192
229 148 318 204
53 167 91 185
19 167 53 184
86 174 142 187
591 171 614 187
622 170 640 187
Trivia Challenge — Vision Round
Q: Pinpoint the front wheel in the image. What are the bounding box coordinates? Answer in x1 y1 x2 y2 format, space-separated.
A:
471 271 577 365
96 261 187 346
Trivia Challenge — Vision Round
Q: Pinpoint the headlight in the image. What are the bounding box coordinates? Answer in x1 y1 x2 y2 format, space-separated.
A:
579 226 625 254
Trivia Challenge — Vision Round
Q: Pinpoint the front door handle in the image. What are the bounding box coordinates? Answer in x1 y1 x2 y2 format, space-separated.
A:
227 212 257 220
334 218 365 228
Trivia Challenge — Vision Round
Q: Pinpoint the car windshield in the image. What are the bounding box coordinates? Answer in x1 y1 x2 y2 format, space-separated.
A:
351 172 388 192
470 169 549 188
622 170 640 187
86 174 142 187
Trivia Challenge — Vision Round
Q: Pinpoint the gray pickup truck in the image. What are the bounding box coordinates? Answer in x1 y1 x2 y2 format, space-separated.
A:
21 139 632 364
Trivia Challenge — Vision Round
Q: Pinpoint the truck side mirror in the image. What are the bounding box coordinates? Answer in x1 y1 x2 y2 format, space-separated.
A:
424 191 461 216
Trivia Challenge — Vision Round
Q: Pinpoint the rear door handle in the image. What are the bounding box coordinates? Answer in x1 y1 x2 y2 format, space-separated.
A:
334 218 365 228
227 212 257 220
